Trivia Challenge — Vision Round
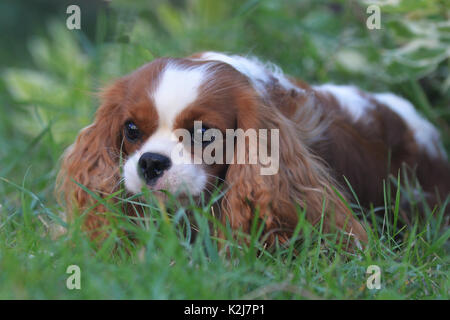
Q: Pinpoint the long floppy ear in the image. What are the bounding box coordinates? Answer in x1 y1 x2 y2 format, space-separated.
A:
57 79 127 236
221 90 367 245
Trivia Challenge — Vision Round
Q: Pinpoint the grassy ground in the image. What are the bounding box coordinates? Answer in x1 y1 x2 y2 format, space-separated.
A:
0 0 449 299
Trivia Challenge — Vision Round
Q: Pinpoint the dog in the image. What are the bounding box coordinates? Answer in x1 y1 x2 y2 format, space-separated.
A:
58 52 450 245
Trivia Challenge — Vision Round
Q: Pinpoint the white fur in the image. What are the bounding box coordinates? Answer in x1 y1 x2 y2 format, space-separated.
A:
152 62 206 128
123 154 142 194
314 84 375 121
123 139 206 195
199 51 303 96
373 93 446 159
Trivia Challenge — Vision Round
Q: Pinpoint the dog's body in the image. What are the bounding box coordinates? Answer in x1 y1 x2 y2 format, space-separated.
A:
59 52 450 244
289 82 449 211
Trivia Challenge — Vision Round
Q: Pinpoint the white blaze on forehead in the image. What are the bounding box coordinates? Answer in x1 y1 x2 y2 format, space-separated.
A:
151 62 207 128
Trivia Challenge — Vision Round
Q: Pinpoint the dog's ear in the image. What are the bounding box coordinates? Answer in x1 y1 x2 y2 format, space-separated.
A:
221 90 367 245
57 79 127 236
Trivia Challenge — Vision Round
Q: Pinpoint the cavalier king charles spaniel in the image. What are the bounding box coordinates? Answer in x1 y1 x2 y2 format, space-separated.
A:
58 52 450 245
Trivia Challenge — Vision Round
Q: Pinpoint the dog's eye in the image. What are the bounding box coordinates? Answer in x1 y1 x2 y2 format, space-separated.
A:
190 125 215 146
124 121 141 142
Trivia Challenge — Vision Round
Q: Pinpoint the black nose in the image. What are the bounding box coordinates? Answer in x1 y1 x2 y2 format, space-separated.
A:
138 152 171 184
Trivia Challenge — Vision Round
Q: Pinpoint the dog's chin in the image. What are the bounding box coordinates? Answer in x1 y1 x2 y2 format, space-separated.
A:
124 171 207 209
134 184 202 208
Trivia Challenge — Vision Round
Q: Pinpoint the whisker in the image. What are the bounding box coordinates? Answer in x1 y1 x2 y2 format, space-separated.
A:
202 177 232 216
204 173 228 186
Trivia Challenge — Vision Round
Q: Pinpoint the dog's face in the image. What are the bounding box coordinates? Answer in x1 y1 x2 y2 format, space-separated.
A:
116 58 252 198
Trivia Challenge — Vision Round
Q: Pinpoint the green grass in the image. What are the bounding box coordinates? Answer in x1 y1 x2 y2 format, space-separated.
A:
0 0 448 299
0 173 448 299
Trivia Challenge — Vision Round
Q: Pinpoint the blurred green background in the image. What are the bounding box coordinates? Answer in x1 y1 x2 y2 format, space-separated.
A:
0 0 449 299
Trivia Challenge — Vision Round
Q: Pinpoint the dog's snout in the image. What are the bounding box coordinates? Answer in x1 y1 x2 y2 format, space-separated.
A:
138 152 171 184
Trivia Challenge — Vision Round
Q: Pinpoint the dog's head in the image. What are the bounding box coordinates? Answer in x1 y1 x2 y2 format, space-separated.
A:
58 52 367 244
